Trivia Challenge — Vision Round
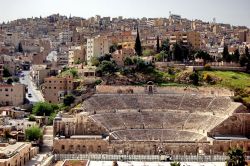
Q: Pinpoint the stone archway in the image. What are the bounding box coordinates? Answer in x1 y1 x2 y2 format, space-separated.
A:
146 81 155 94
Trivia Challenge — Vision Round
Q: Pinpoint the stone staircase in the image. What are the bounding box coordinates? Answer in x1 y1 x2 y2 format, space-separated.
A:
42 126 53 152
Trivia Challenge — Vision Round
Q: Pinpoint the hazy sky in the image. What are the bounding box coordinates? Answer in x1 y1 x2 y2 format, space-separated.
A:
0 0 249 27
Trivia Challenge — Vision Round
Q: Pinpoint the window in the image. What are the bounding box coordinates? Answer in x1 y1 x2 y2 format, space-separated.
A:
5 88 8 91
61 145 65 150
54 87 56 89
6 94 9 97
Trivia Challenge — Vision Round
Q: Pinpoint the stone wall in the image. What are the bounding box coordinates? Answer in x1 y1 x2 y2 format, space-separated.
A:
53 138 250 155
53 115 107 137
208 114 250 138
96 85 234 97
53 138 109 154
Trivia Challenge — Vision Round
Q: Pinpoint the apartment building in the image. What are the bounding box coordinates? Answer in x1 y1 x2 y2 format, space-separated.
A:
169 32 188 44
0 55 17 75
87 36 110 62
30 65 50 87
57 52 68 66
187 31 201 50
238 30 248 43
0 142 38 166
0 83 26 106
41 75 74 103
4 32 21 47
169 31 201 49
59 31 73 43
68 45 86 67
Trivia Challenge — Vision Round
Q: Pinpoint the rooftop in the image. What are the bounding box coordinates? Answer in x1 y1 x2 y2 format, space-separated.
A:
0 142 27 159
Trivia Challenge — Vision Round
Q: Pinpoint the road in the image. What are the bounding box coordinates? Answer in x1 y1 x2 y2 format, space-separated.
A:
19 70 44 104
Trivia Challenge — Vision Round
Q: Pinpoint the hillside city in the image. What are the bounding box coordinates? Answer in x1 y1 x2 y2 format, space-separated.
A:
0 13 250 166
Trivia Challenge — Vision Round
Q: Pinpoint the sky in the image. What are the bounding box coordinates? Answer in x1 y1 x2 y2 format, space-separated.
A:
0 0 249 27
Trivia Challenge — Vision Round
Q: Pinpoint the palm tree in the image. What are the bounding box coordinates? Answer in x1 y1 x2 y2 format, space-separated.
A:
226 147 247 166
170 161 181 166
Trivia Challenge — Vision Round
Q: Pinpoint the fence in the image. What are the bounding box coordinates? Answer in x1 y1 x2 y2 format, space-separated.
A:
53 154 232 162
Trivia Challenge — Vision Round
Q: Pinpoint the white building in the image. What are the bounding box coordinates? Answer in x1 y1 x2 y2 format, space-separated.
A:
86 36 110 62
59 31 73 43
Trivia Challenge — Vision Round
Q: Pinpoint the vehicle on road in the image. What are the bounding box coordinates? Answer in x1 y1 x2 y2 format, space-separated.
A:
28 93 32 98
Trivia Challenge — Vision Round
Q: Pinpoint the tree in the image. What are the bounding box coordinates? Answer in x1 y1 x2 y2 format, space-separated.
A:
195 50 212 65
69 68 78 78
32 102 58 116
18 42 23 53
28 115 36 121
232 49 240 63
245 46 250 72
143 49 155 56
91 56 100 66
7 78 13 84
161 39 170 53
155 51 167 62
134 28 142 56
124 57 134 66
170 162 181 166
25 126 42 141
173 43 183 61
48 112 57 125
226 147 247 166
99 54 112 62
3 67 11 77
97 60 117 74
156 36 160 53
63 95 75 106
109 43 118 53
223 45 231 62
240 46 249 67
189 71 199 86
13 77 19 82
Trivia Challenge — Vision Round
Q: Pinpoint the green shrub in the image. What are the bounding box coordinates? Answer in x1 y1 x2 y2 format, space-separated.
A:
48 112 57 125
28 115 36 121
95 79 102 85
170 162 181 166
63 95 75 106
32 102 58 116
25 126 42 141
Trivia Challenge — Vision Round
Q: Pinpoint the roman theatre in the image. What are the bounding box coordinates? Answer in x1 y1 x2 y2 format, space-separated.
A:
53 84 250 155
